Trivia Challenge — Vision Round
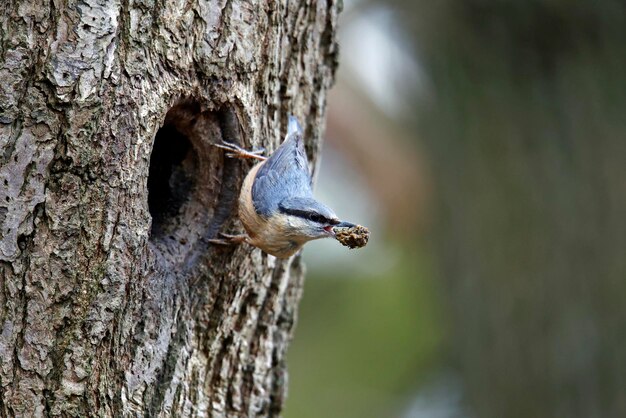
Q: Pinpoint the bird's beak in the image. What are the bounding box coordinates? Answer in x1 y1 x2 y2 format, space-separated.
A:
323 225 336 236
330 221 356 240
335 221 356 228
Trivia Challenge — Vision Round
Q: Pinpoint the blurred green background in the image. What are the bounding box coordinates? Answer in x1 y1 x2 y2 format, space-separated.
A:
285 1 626 417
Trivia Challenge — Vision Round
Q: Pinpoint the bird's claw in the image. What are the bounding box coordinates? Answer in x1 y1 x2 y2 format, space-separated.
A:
208 233 248 246
214 141 266 161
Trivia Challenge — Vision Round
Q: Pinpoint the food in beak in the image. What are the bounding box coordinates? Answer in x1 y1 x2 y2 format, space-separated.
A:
333 224 370 249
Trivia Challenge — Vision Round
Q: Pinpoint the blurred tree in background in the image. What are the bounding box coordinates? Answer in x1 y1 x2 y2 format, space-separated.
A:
287 1 626 417
399 1 626 417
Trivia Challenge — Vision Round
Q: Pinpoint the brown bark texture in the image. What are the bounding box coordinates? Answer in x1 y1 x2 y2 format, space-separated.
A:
0 0 339 416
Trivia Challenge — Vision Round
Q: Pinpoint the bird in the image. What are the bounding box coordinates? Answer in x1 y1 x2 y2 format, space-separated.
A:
212 115 358 258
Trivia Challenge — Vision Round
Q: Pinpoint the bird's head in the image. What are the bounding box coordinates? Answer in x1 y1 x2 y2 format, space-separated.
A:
275 196 353 242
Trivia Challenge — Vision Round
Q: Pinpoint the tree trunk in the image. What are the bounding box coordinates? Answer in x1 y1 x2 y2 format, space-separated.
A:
0 1 339 416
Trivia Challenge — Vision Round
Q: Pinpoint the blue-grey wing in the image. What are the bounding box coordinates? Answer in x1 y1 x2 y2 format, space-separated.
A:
252 118 313 216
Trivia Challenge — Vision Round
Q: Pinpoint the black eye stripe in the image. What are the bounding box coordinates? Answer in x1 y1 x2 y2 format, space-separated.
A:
280 207 331 224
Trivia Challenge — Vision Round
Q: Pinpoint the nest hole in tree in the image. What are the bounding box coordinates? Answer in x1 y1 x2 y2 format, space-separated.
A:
148 123 196 236
148 100 240 254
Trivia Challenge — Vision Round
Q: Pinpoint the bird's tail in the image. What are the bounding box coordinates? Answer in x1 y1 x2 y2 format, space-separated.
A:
287 115 302 137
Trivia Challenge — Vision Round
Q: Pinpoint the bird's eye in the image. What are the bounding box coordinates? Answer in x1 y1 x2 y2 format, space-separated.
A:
308 213 325 223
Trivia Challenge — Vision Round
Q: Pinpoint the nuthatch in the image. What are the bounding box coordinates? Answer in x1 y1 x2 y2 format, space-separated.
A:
212 116 362 258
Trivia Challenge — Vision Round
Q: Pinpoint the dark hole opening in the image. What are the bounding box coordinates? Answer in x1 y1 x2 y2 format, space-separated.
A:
148 124 197 237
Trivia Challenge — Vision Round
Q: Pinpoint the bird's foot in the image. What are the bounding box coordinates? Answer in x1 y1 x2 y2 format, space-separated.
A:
208 233 249 246
214 141 267 161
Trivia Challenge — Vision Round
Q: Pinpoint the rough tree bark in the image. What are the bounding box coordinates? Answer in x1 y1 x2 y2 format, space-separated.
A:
0 1 339 416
